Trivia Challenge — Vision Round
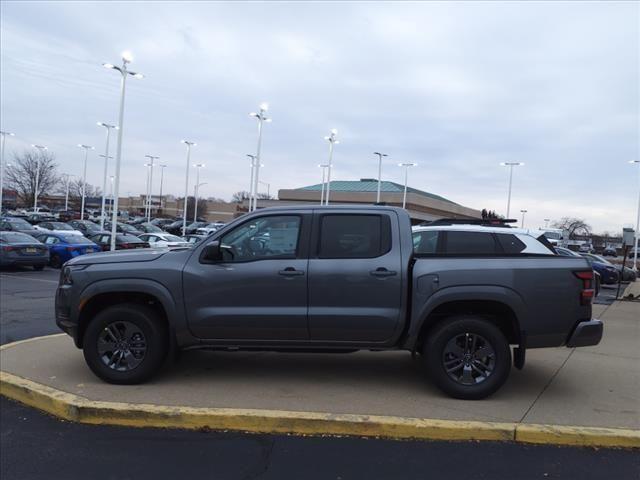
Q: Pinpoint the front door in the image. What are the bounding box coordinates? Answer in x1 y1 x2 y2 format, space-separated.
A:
183 213 311 341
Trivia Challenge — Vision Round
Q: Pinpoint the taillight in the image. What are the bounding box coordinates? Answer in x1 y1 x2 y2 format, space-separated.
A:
574 270 595 305
1 246 14 252
66 246 76 252
120 243 131 249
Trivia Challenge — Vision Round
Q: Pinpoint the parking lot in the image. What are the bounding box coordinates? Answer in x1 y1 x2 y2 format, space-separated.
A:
1 266 639 479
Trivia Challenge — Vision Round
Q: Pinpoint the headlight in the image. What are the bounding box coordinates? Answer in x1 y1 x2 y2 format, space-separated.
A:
61 265 87 285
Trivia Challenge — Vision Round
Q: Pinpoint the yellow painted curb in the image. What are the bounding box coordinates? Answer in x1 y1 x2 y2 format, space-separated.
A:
516 423 640 449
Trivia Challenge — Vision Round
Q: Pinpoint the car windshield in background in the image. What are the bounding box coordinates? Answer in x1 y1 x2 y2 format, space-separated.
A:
4 218 35 229
50 223 74 230
0 232 39 243
163 235 184 242
60 234 94 244
118 234 142 242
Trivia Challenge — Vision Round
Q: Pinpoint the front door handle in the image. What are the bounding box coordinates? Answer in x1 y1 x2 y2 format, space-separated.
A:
278 267 305 276
370 268 397 277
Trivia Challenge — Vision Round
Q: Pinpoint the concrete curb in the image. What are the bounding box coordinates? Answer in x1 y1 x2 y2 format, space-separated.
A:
1 338 639 448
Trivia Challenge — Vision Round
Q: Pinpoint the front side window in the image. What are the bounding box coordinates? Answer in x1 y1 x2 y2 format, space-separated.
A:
220 215 301 262
45 236 59 245
318 214 389 259
413 230 439 255
444 231 498 255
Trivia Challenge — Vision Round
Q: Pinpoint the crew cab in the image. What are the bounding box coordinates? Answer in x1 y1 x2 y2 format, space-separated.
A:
55 206 603 399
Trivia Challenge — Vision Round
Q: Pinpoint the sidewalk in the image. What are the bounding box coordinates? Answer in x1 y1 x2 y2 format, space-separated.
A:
622 280 640 300
1 300 638 446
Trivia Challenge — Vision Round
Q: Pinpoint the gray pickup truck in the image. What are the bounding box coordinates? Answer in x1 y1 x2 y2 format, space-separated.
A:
55 206 603 399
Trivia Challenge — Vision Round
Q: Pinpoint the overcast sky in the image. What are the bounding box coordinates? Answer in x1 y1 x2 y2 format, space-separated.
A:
1 1 638 232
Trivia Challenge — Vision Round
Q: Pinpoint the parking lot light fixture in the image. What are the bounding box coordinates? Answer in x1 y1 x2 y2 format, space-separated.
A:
249 103 270 212
500 162 524 218
97 122 117 229
180 140 196 235
0 131 15 211
318 164 330 204
158 164 167 213
144 155 159 221
247 154 257 209
323 129 339 205
193 163 205 222
77 144 94 220
104 51 143 251
398 163 417 209
630 160 640 271
520 209 528 228
373 152 388 203
62 174 75 211
544 218 550 229
31 144 48 212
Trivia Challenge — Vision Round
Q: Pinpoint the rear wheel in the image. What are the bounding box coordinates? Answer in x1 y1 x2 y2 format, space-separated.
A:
50 254 62 269
83 303 168 384
424 316 511 400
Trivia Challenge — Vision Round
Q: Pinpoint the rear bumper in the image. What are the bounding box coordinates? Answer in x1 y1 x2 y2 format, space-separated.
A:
566 319 603 347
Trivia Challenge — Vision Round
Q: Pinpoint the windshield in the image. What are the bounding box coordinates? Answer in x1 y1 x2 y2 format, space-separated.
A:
142 224 163 232
589 254 611 265
51 222 73 230
118 234 142 242
543 232 562 240
60 234 94 244
0 232 39 243
4 218 35 229
163 234 184 242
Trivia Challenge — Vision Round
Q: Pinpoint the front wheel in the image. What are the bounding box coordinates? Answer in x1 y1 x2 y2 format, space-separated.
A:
424 316 511 400
49 254 62 269
83 303 168 384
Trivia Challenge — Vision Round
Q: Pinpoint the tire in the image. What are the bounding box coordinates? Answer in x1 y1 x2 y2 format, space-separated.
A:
82 303 168 384
423 316 511 400
50 254 62 269
33 264 45 271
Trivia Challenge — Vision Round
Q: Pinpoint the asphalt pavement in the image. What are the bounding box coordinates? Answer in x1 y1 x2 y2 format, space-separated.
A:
1 267 639 479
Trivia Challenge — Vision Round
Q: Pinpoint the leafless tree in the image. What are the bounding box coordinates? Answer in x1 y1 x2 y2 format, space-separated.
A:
232 191 251 202
551 217 592 239
180 197 209 221
5 150 60 207
59 179 102 208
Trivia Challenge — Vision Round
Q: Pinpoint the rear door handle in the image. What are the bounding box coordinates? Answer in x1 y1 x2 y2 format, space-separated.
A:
370 268 397 277
278 267 305 276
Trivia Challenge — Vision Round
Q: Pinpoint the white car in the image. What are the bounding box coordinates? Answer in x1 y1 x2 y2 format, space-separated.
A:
412 221 554 256
195 222 226 236
34 221 84 236
138 232 191 249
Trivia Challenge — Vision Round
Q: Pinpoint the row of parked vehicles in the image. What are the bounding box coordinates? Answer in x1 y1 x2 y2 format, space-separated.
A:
0 213 227 270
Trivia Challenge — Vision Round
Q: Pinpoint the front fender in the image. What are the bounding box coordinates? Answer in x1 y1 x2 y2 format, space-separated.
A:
404 285 528 350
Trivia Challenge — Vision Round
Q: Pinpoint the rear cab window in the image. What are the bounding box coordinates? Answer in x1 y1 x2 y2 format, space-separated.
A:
318 214 391 259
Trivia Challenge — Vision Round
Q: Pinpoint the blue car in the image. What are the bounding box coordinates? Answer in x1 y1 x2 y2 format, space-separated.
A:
32 232 100 268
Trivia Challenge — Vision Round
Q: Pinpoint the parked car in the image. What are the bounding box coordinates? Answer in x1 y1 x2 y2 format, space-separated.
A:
163 220 185 235
151 218 176 229
33 232 100 268
89 233 150 251
137 222 165 234
195 222 226 236
0 232 49 270
0 216 41 235
185 221 209 235
55 210 81 222
56 207 602 400
183 234 207 244
67 220 107 238
580 253 637 283
37 221 83 235
138 233 191 249
575 253 619 285
104 221 143 237
579 243 594 253
602 246 618 257
554 247 602 295
25 213 56 225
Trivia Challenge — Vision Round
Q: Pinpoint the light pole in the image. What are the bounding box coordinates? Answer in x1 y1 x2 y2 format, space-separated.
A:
144 155 159 221
323 129 339 205
181 140 196 235
398 163 417 209
158 164 167 215
500 162 524 218
77 144 94 220
31 144 48 212
247 154 257 209
630 160 640 271
318 164 329 205
520 209 528 228
373 152 388 204
544 218 550 229
0 131 15 211
143 162 152 218
109 175 115 215
97 122 117 229
249 103 271 212
103 50 144 251
62 174 75 211
193 163 205 222
193 182 207 224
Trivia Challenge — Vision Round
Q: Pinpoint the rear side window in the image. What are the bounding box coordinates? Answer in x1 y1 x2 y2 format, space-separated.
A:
496 234 526 254
413 230 439 254
444 231 499 255
319 214 390 259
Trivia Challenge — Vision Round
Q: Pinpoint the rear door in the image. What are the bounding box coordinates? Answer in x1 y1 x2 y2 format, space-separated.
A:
307 211 403 343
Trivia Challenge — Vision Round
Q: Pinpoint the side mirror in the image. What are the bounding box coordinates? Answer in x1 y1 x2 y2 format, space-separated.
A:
201 240 222 262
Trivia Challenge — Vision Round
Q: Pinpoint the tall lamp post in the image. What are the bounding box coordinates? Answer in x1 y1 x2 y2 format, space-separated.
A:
62 174 75 211
103 50 144 251
144 155 159 221
247 154 257 209
318 164 329 205
500 162 524 218
193 163 205 222
398 163 417 209
544 218 550 229
108 176 115 215
31 144 48 212
158 164 167 215
77 144 94 220
520 209 528 228
323 129 339 205
0 131 15 211
373 152 388 204
630 160 640 271
180 140 196 235
249 103 271 212
97 122 117 229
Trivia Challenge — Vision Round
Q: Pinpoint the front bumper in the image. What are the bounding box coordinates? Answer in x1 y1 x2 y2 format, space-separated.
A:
566 319 603 347
55 284 81 346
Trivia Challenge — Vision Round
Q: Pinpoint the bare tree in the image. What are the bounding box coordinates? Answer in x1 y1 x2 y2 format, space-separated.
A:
232 191 251 202
551 217 592 239
60 179 102 208
257 192 274 200
5 150 60 207
180 197 209 221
